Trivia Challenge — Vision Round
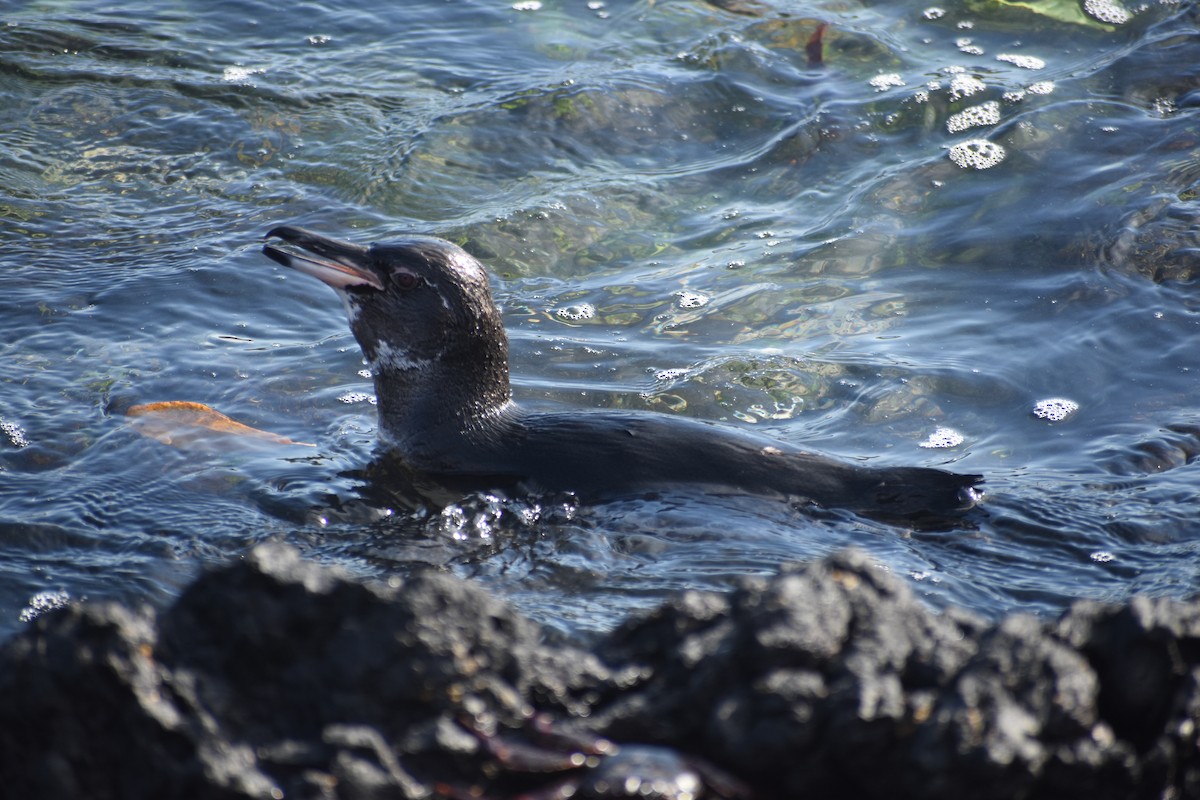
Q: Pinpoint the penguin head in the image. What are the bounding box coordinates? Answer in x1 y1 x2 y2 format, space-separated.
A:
264 225 507 375
263 226 512 442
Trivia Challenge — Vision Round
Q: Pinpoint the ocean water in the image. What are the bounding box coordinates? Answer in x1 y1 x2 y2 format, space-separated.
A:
2 0 1198 638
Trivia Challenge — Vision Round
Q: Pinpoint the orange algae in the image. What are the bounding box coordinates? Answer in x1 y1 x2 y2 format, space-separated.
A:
127 401 314 449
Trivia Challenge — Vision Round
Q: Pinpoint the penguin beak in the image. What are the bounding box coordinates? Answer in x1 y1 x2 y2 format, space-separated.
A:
262 226 384 291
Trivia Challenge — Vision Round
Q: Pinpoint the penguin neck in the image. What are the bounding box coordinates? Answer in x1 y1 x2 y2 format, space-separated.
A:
365 338 514 467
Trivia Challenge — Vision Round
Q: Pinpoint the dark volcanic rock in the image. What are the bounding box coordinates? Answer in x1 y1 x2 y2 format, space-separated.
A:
0 544 612 800
0 543 1197 800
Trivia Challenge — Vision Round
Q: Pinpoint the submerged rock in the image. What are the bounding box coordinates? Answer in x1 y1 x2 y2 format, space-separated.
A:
0 543 1196 799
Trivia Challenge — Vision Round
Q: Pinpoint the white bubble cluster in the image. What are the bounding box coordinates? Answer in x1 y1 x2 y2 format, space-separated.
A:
1 418 28 447
948 74 986 100
674 290 709 309
1090 551 1115 563
923 7 946 19
555 303 595 321
996 53 1046 70
948 139 1006 170
18 590 71 623
222 66 264 84
1026 81 1056 95
919 427 965 449
946 100 1001 133
1032 397 1079 421
956 38 984 56
869 73 906 92
338 392 376 405
1084 0 1131 24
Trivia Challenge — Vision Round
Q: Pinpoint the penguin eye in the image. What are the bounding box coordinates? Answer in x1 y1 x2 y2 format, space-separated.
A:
392 269 421 290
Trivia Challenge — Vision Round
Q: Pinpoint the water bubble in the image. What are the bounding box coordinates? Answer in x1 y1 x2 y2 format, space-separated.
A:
869 73 906 92
674 290 709 309
1026 81 1055 95
946 100 1001 133
433 492 563 542
1090 551 1114 563
948 139 1006 170
19 590 70 623
1083 0 1131 24
555 303 595 321
1 418 29 448
1153 97 1176 117
923 7 946 19
338 392 375 405
919 427 965 449
1032 397 1079 422
222 66 264 84
956 38 984 56
746 401 799 421
948 74 986 100
996 53 1045 70
512 0 542 10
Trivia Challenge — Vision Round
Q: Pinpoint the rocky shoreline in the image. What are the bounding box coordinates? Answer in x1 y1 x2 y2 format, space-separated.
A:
1 543 1196 799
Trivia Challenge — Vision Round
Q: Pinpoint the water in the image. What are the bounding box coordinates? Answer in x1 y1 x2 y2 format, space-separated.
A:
2 0 1198 639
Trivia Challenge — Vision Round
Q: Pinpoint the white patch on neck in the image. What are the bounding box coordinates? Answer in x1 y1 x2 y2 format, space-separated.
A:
337 290 362 326
370 340 435 373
